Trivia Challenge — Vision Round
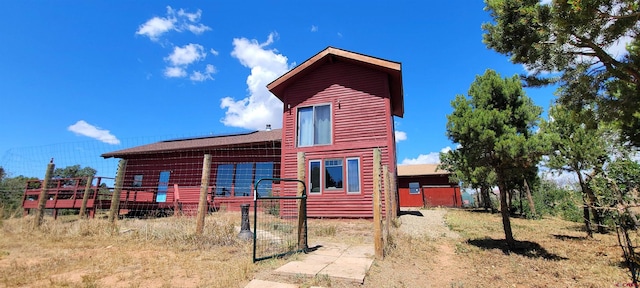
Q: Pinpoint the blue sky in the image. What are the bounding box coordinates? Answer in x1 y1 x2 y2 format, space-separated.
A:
0 1 560 179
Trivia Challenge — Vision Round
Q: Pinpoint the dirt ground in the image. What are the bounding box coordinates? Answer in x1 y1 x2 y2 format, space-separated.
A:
0 208 630 287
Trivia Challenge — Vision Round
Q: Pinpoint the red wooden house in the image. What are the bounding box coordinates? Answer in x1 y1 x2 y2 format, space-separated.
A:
100 129 282 214
397 164 461 208
267 47 403 218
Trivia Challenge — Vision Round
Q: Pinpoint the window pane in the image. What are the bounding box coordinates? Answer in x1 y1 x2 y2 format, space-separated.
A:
234 163 254 197
255 162 274 196
409 182 420 194
133 175 143 187
325 159 343 189
298 107 313 146
347 159 360 193
310 161 321 193
315 105 331 144
215 164 234 197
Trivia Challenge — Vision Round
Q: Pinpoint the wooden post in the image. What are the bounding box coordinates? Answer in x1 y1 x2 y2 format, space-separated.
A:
34 159 55 229
297 152 307 250
389 170 398 221
108 159 127 224
196 154 212 235
79 175 94 219
383 165 391 244
373 149 383 259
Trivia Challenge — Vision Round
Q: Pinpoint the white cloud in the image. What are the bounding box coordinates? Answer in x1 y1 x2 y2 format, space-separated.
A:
136 6 211 41
311 25 318 32
401 147 453 165
210 49 219 56
165 43 206 66
68 120 120 145
395 131 407 142
164 66 186 78
190 64 216 81
220 33 290 130
540 0 552 5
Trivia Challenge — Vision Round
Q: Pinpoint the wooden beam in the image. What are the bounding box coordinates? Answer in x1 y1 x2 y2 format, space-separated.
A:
34 159 55 229
297 152 307 250
373 149 383 259
108 159 127 224
196 154 212 235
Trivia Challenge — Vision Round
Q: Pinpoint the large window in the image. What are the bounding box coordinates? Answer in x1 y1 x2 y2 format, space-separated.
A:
255 162 274 196
215 164 234 196
325 159 343 190
234 163 254 197
298 104 331 146
346 158 360 193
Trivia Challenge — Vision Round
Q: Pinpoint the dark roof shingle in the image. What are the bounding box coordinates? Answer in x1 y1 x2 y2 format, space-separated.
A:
101 129 282 158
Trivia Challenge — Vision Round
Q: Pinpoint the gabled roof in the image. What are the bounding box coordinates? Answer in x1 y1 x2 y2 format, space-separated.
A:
397 164 450 177
101 129 282 158
267 47 404 117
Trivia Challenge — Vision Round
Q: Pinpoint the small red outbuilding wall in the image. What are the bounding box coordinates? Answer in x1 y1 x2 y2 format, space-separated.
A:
397 172 461 208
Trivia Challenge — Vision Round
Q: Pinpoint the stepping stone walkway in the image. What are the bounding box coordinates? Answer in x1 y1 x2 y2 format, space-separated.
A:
245 242 375 288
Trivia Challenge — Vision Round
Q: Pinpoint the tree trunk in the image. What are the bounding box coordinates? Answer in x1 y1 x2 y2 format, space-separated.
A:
497 174 515 250
524 179 536 218
576 171 593 237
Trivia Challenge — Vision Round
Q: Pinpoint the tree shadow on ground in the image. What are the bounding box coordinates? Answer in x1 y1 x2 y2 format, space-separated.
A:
398 210 423 217
552 234 588 241
465 208 498 214
467 238 568 261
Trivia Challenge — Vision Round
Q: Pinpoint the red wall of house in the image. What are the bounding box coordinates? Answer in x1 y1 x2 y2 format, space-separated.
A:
398 175 461 208
280 60 396 218
118 143 280 211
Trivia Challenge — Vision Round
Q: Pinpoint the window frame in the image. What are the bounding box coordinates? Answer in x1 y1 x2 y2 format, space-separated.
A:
324 158 344 191
132 174 143 188
409 182 421 195
346 157 361 194
297 103 332 147
309 160 322 194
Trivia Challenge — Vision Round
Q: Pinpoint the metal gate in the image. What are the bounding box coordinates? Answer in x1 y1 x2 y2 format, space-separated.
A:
252 178 308 262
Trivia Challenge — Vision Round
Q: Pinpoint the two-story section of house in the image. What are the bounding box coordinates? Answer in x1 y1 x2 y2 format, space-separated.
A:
267 47 404 218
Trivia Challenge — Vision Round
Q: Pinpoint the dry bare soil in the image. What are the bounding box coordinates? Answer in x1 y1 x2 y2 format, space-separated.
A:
0 209 632 287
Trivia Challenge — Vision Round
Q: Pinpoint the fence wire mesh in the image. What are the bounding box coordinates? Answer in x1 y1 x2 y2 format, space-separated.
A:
253 178 307 262
1 135 282 220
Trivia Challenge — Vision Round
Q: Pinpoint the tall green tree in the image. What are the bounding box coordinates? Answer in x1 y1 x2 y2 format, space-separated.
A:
446 69 543 249
440 147 497 211
541 103 610 236
483 0 640 145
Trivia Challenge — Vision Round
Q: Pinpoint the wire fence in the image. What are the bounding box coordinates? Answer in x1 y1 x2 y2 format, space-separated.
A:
253 178 307 262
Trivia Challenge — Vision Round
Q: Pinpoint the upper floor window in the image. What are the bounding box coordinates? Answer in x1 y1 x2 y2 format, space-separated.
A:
298 104 331 146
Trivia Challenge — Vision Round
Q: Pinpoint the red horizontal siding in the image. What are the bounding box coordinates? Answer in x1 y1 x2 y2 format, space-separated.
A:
280 60 395 218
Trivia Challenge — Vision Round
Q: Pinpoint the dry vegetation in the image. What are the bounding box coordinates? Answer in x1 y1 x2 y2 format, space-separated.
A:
0 209 633 287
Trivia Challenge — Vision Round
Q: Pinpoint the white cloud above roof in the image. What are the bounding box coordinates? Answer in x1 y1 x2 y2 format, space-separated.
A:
68 120 120 145
220 33 289 130
136 6 210 41
401 147 452 164
164 66 186 78
395 131 407 142
165 43 206 66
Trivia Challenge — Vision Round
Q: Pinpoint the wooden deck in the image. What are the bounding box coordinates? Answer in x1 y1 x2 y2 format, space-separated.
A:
22 177 257 218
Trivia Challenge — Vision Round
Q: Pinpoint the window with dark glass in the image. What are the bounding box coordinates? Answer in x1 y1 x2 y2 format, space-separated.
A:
409 182 420 194
133 175 143 187
324 159 343 190
215 164 234 196
309 160 321 194
234 163 254 197
255 162 274 196
297 104 331 146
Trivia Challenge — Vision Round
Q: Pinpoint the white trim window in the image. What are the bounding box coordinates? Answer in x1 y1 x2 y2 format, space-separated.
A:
309 160 322 194
346 158 361 193
324 159 343 190
297 104 331 146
